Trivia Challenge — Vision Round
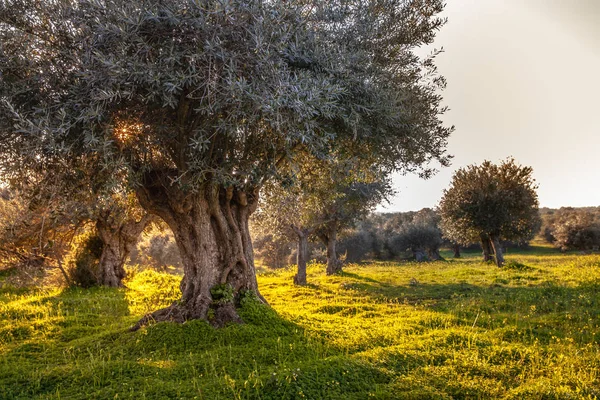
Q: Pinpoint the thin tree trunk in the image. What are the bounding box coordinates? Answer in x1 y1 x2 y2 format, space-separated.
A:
96 212 152 288
56 258 72 286
480 234 493 262
453 244 461 258
323 221 342 275
291 226 310 285
133 177 264 329
490 234 505 267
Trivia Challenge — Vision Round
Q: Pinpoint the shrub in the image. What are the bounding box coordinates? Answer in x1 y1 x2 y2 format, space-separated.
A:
66 231 103 288
549 208 600 251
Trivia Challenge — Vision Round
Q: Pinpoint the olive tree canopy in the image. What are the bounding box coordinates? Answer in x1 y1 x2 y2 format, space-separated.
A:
0 0 452 327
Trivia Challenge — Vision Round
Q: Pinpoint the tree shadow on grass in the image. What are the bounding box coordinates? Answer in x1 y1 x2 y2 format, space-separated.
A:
338 271 381 284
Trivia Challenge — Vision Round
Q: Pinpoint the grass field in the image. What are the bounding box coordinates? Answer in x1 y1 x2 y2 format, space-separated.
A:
0 247 599 399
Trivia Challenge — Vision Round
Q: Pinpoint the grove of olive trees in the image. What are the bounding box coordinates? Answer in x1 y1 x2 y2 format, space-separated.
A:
0 0 452 327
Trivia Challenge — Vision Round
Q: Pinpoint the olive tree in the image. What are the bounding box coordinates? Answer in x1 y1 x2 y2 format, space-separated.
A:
296 154 393 276
385 208 443 261
255 153 392 284
253 178 318 286
0 180 154 287
1 0 451 327
439 159 540 267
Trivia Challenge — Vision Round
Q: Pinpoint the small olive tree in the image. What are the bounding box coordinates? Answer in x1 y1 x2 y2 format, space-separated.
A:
254 153 391 284
439 159 540 267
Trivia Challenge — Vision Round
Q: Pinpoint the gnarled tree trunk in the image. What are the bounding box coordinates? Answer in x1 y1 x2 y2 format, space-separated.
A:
480 233 493 262
427 247 441 261
133 177 264 329
319 221 342 275
489 234 505 267
96 212 153 287
291 226 312 286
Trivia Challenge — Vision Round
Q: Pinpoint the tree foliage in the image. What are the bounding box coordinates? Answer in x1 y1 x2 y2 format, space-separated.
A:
0 0 451 188
388 209 443 261
0 181 88 283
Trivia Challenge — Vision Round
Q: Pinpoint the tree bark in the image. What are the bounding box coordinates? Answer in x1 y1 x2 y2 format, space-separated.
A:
480 234 493 262
319 221 342 275
428 247 441 261
291 226 311 286
414 249 428 262
490 234 505 267
133 176 264 329
453 244 461 258
96 211 153 288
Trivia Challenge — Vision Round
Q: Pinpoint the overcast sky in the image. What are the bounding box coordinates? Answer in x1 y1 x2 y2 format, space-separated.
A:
380 0 600 212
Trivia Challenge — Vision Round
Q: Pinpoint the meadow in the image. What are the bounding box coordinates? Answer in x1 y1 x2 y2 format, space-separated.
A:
0 246 599 399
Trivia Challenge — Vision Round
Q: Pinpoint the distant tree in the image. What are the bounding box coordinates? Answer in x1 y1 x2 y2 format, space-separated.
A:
1 0 451 327
547 208 600 251
368 208 444 261
412 208 444 260
389 222 443 261
310 157 393 275
452 244 461 258
254 179 316 286
251 233 293 270
538 208 559 243
439 159 540 267
337 228 376 263
130 224 183 272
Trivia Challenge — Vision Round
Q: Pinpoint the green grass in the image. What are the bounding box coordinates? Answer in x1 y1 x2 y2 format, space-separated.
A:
1 250 599 399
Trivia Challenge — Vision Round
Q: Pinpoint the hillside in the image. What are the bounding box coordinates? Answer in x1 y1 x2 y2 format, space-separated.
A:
1 248 599 399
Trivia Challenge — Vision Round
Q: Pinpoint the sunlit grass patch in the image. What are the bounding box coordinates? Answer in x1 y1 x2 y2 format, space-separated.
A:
0 250 599 398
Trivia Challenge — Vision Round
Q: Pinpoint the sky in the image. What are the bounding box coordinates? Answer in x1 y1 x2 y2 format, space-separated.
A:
380 0 600 212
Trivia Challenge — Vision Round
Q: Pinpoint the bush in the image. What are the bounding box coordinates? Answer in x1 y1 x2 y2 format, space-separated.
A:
388 223 443 261
66 231 103 288
548 208 600 251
